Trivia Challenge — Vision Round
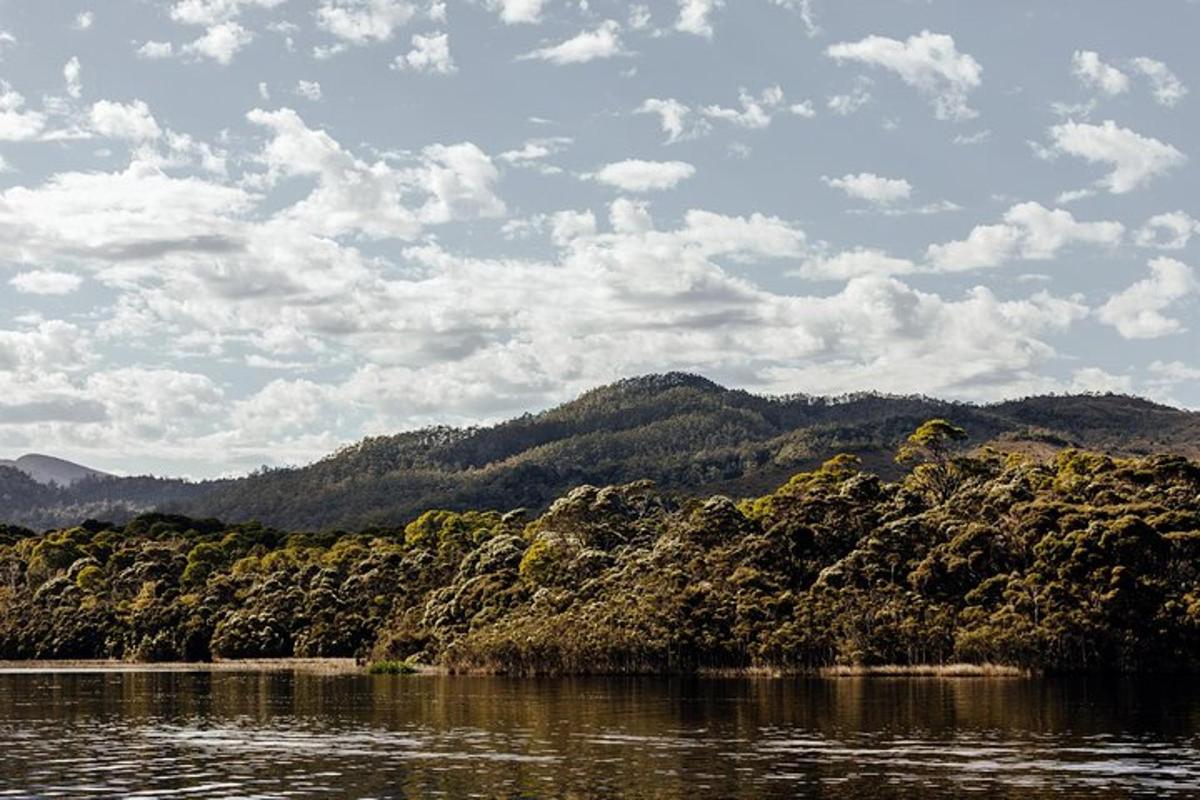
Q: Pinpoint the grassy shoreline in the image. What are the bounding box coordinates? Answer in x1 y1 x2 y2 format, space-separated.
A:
0 659 1030 678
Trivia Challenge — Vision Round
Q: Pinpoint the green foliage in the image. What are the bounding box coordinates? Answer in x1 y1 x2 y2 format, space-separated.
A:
1 438 1199 674
7 375 1200 533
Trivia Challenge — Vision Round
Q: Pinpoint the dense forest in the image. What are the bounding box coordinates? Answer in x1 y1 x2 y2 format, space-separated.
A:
3 419 1199 673
4 373 1199 531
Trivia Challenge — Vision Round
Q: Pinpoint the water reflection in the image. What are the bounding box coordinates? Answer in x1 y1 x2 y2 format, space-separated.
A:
1 671 1198 798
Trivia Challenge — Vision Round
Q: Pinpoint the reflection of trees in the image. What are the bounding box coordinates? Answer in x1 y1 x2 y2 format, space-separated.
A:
3 672 1200 799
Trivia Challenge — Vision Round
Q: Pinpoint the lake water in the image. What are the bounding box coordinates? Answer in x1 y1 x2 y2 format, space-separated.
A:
1 670 1198 798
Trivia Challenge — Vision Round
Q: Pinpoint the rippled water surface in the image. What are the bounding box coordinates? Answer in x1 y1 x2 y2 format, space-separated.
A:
1 670 1199 798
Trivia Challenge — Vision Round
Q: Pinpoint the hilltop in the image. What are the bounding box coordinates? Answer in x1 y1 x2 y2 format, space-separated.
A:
1 373 1197 530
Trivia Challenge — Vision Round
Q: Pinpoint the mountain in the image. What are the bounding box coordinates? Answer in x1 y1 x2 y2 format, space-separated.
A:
2 373 1198 531
0 454 110 486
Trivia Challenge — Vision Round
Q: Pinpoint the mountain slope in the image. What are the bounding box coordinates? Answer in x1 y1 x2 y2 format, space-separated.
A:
0 454 110 486
2 373 1198 531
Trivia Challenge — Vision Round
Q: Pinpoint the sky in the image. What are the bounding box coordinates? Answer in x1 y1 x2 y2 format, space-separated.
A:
0 0 1197 478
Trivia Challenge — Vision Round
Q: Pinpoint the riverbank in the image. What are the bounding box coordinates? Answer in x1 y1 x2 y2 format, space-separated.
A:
0 658 362 674
0 660 1030 678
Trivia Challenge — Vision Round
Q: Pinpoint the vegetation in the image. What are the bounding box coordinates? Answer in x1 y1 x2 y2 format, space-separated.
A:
367 659 419 675
2 419 1199 674
4 373 1199 532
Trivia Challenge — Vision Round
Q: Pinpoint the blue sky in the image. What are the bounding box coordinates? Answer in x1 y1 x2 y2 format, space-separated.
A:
0 0 1196 477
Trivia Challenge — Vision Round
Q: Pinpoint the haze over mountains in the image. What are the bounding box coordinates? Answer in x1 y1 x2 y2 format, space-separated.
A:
1 373 1198 532
0 455 110 487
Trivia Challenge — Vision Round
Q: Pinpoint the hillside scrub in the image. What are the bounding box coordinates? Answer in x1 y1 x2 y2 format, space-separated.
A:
4 374 1199 533
1 427 1199 674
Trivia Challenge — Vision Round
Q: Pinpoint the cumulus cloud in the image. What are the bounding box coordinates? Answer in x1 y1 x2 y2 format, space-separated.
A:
317 0 416 44
0 82 47 141
1130 57 1188 107
294 80 323 101
1044 120 1186 194
826 31 982 121
637 98 702 143
676 0 722 38
9 270 84 295
136 41 176 59
183 21 254 64
74 11 96 30
391 31 455 74
89 100 161 141
519 20 624 64
1097 258 1197 339
169 0 288 26
585 159 697 192
926 202 1123 271
63 57 83 99
637 87 811 143
701 85 813 128
1071 50 1129 96
1135 211 1199 250
822 172 912 205
486 0 547 24
826 77 873 116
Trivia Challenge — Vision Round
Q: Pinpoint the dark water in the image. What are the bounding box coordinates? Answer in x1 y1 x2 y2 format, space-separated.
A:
1 671 1199 798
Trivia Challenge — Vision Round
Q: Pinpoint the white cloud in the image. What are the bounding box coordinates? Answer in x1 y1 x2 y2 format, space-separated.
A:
0 82 47 141
498 136 571 170
1097 258 1197 339
317 0 417 44
391 31 455 74
701 85 809 129
794 248 916 280
1130 57 1188 107
89 100 161 141
486 0 547 24
926 202 1123 271
63 57 83 99
1135 211 1199 250
585 159 696 192
9 270 84 295
826 30 982 121
826 77 873 116
74 11 96 30
1071 50 1129 96
628 5 652 30
246 107 503 235
169 0 288 26
294 80 323 101
136 41 175 59
0 320 94 375
183 22 254 64
418 142 506 223
638 87 810 144
519 20 624 65
1069 366 1133 395
1045 120 1186 194
676 0 722 38
822 172 912 205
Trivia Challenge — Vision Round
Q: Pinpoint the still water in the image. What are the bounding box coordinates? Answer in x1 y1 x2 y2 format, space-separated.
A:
1 669 1199 798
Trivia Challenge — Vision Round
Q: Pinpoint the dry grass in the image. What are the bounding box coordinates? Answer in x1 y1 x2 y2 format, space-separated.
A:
818 663 1031 678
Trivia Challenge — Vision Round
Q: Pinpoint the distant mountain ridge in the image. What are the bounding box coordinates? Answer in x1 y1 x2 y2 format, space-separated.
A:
0 454 110 486
2 373 1198 531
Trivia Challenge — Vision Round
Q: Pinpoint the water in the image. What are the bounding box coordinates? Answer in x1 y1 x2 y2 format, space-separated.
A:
1 670 1198 798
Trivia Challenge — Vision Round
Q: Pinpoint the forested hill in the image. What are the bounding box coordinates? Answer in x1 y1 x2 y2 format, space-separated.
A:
3 373 1199 531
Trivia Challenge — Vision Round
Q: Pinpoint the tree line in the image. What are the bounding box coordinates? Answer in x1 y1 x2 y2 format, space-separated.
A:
1 419 1199 673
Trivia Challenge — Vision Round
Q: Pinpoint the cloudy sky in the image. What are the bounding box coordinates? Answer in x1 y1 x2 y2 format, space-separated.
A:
0 0 1196 477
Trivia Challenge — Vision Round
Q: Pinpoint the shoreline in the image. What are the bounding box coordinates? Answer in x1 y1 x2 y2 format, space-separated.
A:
0 658 363 675
0 659 1030 678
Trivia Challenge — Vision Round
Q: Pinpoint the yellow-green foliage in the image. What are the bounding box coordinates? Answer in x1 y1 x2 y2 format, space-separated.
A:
1 422 1199 673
